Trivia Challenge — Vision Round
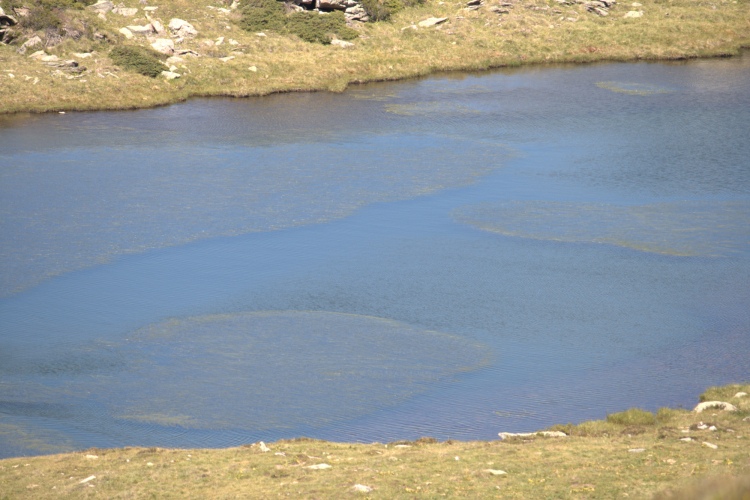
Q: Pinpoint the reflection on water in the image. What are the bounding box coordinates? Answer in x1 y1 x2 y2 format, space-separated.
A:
454 200 750 256
1 53 749 458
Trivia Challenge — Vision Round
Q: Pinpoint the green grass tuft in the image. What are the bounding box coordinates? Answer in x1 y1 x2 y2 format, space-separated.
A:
606 408 657 426
109 45 166 78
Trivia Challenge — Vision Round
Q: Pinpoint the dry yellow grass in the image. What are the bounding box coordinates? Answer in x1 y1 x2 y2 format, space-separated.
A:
1 384 749 498
0 0 749 113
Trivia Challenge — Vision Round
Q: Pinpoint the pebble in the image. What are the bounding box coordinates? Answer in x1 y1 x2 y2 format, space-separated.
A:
702 442 718 449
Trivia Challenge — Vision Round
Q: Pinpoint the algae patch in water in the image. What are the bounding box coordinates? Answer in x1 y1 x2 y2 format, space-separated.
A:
595 81 672 95
453 200 750 257
85 311 490 431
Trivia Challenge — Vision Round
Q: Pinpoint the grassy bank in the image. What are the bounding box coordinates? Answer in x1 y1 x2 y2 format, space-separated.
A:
0 0 749 114
1 384 749 498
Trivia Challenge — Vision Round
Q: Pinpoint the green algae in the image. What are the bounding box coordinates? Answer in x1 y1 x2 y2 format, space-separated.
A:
453 200 750 257
80 311 491 430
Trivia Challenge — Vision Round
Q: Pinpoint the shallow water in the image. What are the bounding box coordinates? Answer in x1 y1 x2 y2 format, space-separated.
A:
1 54 749 458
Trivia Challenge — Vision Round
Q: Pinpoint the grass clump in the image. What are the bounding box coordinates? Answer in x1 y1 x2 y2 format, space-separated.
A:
239 0 357 44
606 407 657 426
360 0 423 21
109 45 167 78
286 11 358 44
238 0 287 33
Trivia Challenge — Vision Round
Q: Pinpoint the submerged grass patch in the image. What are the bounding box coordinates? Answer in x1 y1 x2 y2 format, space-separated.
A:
1 384 748 498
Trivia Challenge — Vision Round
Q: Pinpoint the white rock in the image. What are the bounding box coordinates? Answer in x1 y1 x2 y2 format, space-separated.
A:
352 484 373 492
331 39 354 48
151 38 175 55
417 17 448 27
28 50 46 59
85 454 99 459
693 401 738 413
623 10 643 17
631 1 641 5
79 475 96 484
216 36 224 45
219 56 235 62
89 0 114 12
72 52 93 58
734 392 748 398
259 441 270 452
169 18 198 37
248 65 258 72
144 6 159 11
161 71 181 80
166 56 185 65
306 463 332 469
256 32 266 37
628 448 646 453
484 469 507 475
229 39 239 45
18 36 43 54
125 24 155 35
40 55 59 62
151 20 165 34
498 431 567 440
679 437 694 442
702 441 718 449
114 7 138 16
119 27 134 39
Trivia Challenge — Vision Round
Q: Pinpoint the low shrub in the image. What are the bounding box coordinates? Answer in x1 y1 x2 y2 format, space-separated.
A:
238 0 286 33
109 45 167 78
286 11 357 44
239 1 358 45
360 0 424 21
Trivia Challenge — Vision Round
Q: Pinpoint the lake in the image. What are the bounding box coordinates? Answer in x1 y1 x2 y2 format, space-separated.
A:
1 54 748 458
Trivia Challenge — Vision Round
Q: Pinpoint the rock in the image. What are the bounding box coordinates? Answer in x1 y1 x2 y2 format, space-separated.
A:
679 437 694 442
79 475 96 484
125 24 155 35
219 56 235 62
259 441 270 452
166 55 185 65
352 484 373 492
89 0 114 12
17 35 42 55
484 469 507 475
331 39 354 48
151 38 175 55
161 70 181 80
150 20 165 34
72 52 93 58
113 7 138 16
498 431 567 440
631 1 641 4
28 50 46 59
169 18 198 37
623 10 643 17
119 27 134 39
628 448 645 453
693 401 738 413
248 65 258 72
144 6 159 11
734 392 747 398
306 463 332 469
345 4 368 22
702 441 718 449
417 17 448 27
40 54 60 62
85 454 99 459
319 0 348 10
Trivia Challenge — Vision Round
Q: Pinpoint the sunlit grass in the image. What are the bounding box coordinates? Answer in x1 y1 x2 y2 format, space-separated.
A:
1 0 748 113
1 384 748 498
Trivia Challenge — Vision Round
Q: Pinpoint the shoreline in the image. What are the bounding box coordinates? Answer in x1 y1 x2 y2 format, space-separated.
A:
1 0 749 114
1 384 748 498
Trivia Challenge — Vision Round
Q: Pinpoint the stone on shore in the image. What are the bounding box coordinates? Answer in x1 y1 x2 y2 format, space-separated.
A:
693 401 738 413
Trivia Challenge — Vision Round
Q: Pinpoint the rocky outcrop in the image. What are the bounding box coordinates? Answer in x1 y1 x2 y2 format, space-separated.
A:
0 7 18 43
168 18 198 38
88 0 115 13
693 401 738 413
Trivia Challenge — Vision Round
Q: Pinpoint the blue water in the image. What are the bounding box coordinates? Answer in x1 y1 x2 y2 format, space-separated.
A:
1 55 749 458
